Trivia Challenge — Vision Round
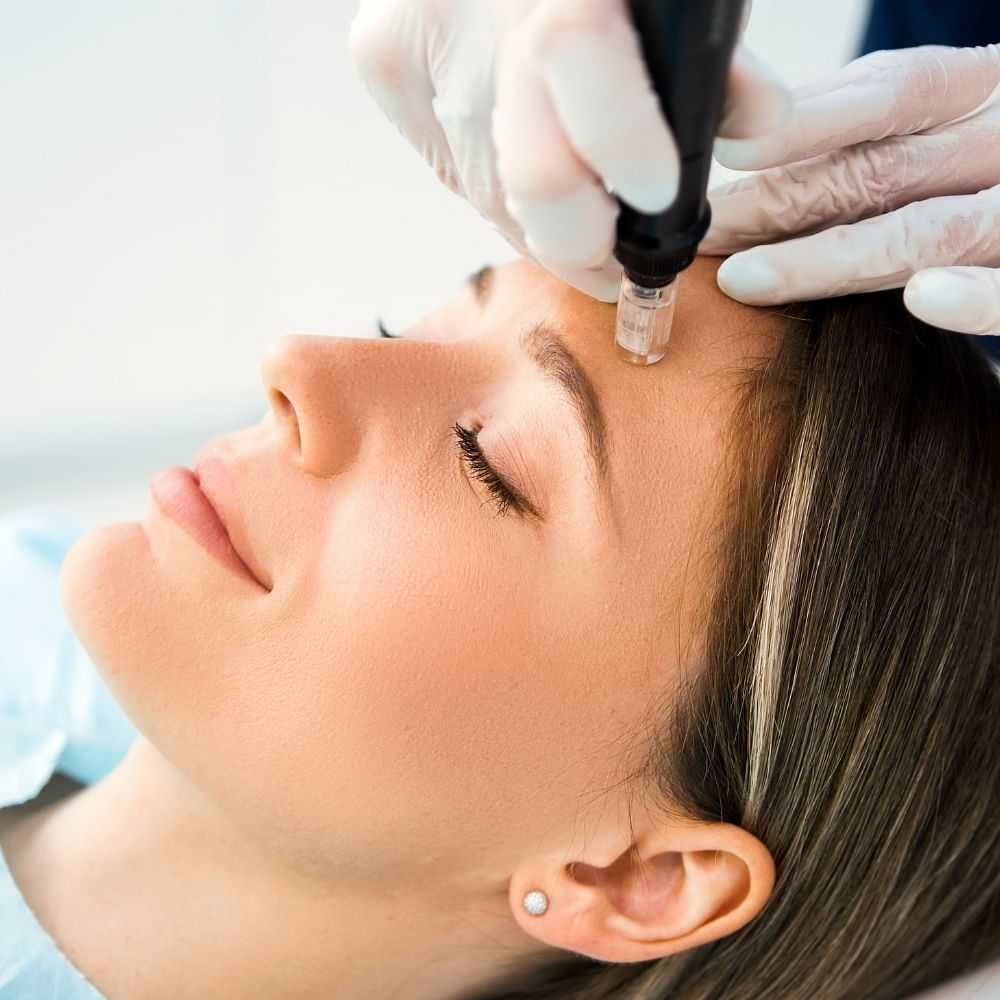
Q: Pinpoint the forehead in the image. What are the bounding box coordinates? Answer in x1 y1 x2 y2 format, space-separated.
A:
481 257 784 519
469 257 787 656
415 255 787 526
484 255 782 368
410 254 787 649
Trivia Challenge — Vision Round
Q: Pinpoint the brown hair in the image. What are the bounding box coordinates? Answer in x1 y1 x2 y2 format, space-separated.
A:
474 290 1000 999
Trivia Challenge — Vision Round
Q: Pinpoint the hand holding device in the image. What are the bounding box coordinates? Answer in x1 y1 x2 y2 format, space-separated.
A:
705 44 1000 336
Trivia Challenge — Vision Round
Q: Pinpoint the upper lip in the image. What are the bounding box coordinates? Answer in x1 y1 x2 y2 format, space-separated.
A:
194 447 271 592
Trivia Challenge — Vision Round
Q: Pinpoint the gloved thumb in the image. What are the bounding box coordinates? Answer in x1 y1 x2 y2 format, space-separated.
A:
904 266 1000 336
719 45 793 139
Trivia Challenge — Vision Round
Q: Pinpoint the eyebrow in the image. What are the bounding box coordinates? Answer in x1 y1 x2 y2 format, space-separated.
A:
466 266 610 489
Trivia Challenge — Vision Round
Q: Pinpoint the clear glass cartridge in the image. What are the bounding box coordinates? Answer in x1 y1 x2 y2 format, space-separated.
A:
615 273 679 366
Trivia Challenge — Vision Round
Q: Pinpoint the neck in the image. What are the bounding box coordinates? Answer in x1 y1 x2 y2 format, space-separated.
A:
3 738 537 1000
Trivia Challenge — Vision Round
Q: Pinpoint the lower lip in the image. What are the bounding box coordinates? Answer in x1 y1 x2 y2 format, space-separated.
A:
150 466 260 587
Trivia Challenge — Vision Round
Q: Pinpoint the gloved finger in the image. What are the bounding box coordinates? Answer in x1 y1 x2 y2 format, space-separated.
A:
716 185 1000 303
541 255 623 303
349 0 464 196
494 7 622 268
718 44 793 139
717 1 792 140
714 44 1000 171
536 0 681 215
702 125 1000 255
488 205 623 304
904 266 1000 335
507 0 680 217
505 184 620 273
433 85 507 226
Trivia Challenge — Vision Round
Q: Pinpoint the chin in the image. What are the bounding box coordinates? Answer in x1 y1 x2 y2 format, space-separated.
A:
59 519 151 685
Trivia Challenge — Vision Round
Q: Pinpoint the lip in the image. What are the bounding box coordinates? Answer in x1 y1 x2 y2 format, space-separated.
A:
150 462 269 591
194 450 271 591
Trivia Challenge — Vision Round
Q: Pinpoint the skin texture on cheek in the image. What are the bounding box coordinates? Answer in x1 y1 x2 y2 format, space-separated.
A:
296 467 586 885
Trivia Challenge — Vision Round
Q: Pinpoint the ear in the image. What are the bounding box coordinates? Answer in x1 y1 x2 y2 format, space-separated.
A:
509 821 774 964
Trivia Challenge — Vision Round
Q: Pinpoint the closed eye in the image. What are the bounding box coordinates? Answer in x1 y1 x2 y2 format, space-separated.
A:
378 318 542 521
454 423 537 519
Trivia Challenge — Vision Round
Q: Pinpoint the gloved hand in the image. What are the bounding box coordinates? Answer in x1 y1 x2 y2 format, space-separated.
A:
349 0 791 302
704 44 1000 336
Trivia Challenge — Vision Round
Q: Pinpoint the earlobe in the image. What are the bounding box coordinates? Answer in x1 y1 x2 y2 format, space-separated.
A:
511 822 774 964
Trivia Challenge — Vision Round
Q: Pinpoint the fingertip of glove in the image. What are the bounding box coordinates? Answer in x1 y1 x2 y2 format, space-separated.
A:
724 84 794 141
508 184 618 269
713 134 778 171
547 262 622 303
717 253 783 305
905 269 997 335
590 280 623 304
719 48 794 142
618 170 680 215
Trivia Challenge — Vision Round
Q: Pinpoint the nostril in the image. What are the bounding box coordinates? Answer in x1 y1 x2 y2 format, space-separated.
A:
269 387 290 416
269 388 301 452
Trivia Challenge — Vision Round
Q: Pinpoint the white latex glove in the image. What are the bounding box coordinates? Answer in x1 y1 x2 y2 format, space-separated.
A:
703 44 1000 336
349 0 791 303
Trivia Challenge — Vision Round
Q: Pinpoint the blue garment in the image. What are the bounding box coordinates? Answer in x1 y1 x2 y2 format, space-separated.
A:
0 510 138 999
860 0 1000 52
859 0 1000 366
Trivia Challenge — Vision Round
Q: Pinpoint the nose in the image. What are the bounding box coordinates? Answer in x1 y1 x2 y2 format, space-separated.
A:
260 333 451 477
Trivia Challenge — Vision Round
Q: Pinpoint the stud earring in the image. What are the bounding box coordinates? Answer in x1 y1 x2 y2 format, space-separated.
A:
522 889 549 916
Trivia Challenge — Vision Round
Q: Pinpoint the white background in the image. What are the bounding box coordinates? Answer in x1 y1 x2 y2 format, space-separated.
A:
1 0 869 528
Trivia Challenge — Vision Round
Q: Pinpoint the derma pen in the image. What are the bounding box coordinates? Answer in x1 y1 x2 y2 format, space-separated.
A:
614 0 745 366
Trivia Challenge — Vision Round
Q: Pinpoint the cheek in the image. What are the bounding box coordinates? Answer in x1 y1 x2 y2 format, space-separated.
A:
285 492 650 878
58 492 648 889
57 491 562 880
243 486 632 882
260 488 553 870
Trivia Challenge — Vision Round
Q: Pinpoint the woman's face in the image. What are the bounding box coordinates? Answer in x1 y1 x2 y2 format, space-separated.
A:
60 256 782 892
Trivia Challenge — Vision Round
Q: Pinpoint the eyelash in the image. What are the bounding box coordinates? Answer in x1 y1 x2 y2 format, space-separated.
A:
453 423 523 518
379 318 524 519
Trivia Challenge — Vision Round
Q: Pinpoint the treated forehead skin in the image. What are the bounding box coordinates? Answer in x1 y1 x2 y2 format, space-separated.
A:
401 255 789 754
415 253 786 651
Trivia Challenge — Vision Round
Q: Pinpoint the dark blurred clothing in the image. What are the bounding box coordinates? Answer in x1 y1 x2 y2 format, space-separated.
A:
860 0 1000 51
859 0 1000 362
